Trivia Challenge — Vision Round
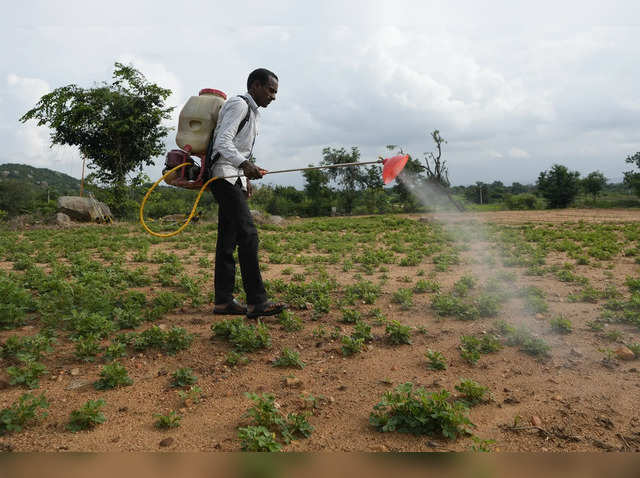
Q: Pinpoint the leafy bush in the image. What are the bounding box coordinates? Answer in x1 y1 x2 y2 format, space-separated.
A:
74 335 101 362
425 349 447 370
102 342 127 362
242 392 313 446
391 288 414 309
352 321 373 343
1 334 55 363
238 426 282 452
455 379 489 406
154 411 181 429
385 320 412 345
67 399 106 432
272 348 305 369
504 193 542 210
459 334 502 365
171 368 198 388
211 318 271 353
413 279 440 294
94 362 133 390
278 310 303 331
7 358 47 389
369 383 473 439
178 385 203 405
340 308 361 324
0 393 49 435
550 315 573 334
341 335 364 356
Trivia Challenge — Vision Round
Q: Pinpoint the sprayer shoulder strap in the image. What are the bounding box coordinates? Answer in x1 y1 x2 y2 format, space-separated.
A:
207 95 252 166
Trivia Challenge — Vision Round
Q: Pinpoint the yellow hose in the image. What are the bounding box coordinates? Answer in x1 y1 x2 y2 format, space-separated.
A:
139 162 219 237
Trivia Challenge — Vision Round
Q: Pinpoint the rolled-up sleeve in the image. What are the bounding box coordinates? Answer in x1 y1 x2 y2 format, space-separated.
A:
213 98 250 168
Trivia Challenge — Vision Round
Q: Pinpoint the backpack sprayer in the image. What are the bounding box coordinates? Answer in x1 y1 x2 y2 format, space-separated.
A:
139 88 409 238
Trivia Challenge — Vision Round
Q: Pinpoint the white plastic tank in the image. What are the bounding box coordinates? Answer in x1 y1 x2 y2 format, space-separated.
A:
176 88 227 154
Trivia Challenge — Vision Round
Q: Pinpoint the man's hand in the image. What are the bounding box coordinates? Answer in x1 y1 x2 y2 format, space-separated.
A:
240 161 266 180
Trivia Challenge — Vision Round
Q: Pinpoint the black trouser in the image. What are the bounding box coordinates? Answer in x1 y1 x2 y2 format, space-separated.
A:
211 179 267 306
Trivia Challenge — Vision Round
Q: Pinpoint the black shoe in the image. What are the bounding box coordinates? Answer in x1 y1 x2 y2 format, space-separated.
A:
213 299 247 315
246 301 287 319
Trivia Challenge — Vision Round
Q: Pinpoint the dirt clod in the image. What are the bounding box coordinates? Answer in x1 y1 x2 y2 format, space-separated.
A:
159 437 174 447
531 416 543 427
615 346 635 361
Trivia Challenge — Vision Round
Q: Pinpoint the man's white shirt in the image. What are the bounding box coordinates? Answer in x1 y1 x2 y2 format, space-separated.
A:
210 93 260 189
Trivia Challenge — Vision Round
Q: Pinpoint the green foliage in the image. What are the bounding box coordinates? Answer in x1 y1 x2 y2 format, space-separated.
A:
453 275 476 296
20 63 174 216
225 351 250 366
211 317 271 353
550 315 573 334
369 383 473 439
272 348 305 369
278 310 303 331
494 321 551 358
102 342 127 362
238 426 282 452
340 308 361 324
1 334 55 363
171 368 198 388
455 379 489 406
178 385 203 405
413 279 440 294
7 358 47 389
74 335 101 362
67 399 106 432
94 362 133 390
537 164 581 208
582 171 607 202
0 393 49 435
391 288 414 309
341 335 364 356
459 334 502 365
154 411 182 429
0 273 34 329
352 321 373 343
425 349 447 370
385 320 412 345
242 392 313 446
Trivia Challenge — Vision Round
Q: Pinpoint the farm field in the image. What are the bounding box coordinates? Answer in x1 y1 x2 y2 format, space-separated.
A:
2 209 640 452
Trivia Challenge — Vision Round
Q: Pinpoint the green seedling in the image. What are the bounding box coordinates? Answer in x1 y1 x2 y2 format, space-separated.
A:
279 310 303 331
67 399 106 432
385 320 412 345
272 348 305 369
425 349 447 370
154 411 182 429
455 379 489 406
0 393 49 435
238 426 282 452
171 367 198 388
341 335 364 356
7 358 47 389
550 315 573 334
178 385 203 405
94 362 133 390
225 350 250 366
369 383 473 439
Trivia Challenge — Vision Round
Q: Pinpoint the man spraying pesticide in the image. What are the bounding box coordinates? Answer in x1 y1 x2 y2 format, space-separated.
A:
139 68 409 319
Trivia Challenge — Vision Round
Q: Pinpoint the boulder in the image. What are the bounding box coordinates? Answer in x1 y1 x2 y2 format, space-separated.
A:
251 210 285 226
57 196 112 222
55 212 72 227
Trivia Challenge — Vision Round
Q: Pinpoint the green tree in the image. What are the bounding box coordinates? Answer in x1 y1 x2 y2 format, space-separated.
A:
582 171 607 203
623 152 640 197
20 62 173 216
536 164 581 208
320 147 367 214
302 166 333 216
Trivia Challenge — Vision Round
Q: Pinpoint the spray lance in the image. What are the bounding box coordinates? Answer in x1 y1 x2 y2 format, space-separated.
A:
139 154 409 237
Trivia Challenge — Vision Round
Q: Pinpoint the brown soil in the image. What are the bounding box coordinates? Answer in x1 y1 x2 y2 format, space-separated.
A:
1 209 640 452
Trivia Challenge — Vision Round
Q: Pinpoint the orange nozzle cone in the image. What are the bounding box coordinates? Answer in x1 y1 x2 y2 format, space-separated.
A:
382 154 409 184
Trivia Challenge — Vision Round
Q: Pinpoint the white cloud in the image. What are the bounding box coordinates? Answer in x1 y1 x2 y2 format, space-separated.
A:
508 148 530 159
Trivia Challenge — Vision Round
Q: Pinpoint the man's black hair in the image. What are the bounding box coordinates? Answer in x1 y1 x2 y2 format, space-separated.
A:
247 68 278 90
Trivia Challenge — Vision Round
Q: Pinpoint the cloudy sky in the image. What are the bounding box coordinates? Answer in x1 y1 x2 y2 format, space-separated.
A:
1 0 639 188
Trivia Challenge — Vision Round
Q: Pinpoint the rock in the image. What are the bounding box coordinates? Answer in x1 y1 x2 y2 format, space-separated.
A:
57 196 112 222
531 416 543 427
159 437 174 448
284 377 303 388
615 346 635 361
55 212 72 227
371 444 388 452
535 313 545 320
570 348 584 358
65 379 93 391
70 368 80 376
338 385 347 391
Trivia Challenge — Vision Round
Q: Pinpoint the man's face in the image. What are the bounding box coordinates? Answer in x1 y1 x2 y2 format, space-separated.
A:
253 76 278 108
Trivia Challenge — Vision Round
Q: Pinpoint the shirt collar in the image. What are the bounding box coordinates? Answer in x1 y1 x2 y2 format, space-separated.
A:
244 92 259 113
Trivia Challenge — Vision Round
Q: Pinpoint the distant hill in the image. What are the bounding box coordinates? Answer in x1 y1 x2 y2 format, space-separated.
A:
0 163 81 195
